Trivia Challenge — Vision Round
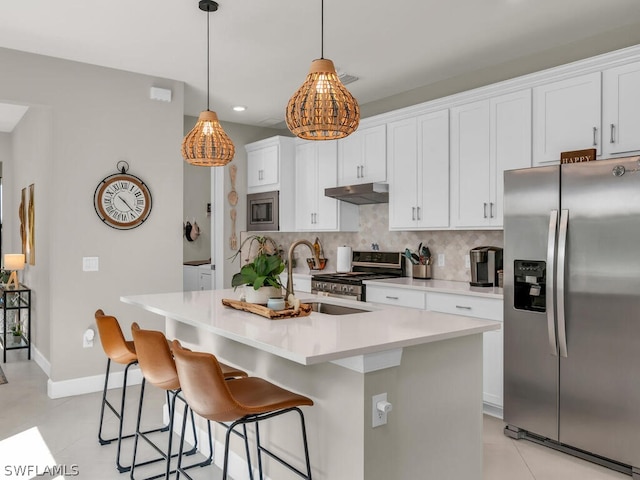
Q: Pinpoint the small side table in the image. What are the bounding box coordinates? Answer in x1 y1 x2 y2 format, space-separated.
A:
0 284 31 363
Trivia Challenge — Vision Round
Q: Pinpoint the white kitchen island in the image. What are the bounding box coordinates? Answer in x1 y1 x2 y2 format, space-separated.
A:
121 288 500 480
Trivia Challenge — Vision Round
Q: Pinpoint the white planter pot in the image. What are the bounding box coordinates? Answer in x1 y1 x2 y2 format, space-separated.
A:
244 285 281 305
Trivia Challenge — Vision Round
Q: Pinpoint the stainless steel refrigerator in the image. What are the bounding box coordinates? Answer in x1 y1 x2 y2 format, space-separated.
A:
503 155 640 477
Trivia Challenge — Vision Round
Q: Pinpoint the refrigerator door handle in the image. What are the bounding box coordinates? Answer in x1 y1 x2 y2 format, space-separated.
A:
547 210 559 356
557 209 569 358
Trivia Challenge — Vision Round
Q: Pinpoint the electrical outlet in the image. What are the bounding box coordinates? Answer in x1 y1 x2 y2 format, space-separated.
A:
465 254 471 268
372 393 392 428
437 254 445 267
83 328 95 348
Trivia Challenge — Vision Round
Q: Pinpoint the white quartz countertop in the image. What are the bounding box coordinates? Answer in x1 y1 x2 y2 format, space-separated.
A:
364 278 503 299
121 288 500 366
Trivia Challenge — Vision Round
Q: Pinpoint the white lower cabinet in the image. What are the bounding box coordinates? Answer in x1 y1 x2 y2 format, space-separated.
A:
365 285 504 415
426 292 503 414
183 264 213 291
365 285 427 310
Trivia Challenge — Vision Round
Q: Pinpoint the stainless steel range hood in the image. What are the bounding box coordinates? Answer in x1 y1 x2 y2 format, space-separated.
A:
324 183 389 205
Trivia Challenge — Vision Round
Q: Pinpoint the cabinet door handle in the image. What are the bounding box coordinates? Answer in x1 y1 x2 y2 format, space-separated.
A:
386 296 399 300
360 165 364 178
455 305 472 310
412 207 416 221
483 203 488 218
489 202 494 218
610 123 615 144
593 126 598 146
416 206 421 221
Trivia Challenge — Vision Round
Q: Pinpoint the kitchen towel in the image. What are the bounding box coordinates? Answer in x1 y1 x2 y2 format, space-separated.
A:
336 246 352 273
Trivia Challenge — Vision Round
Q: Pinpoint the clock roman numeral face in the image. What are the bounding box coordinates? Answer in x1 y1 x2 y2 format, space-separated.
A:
94 174 152 230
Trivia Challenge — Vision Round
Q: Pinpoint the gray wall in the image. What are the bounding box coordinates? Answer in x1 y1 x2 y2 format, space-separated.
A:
182 116 213 263
0 47 184 382
181 115 286 286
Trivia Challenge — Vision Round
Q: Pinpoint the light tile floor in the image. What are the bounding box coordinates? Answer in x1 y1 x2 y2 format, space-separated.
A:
0 358 630 480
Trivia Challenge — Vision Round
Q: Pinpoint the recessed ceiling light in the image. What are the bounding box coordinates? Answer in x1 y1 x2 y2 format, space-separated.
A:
232 105 247 112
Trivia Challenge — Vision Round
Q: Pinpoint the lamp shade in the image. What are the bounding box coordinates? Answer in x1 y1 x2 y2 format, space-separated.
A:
182 110 235 167
286 58 360 140
4 254 25 271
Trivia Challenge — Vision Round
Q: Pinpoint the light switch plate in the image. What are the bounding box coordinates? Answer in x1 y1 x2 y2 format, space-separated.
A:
437 254 445 267
83 257 99 272
465 254 471 268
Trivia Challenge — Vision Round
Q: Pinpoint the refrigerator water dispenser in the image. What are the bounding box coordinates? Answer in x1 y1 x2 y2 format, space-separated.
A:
513 260 546 312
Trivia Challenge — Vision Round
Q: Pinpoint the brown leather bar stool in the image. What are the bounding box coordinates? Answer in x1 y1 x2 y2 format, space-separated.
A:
130 323 248 480
171 340 314 480
95 309 167 473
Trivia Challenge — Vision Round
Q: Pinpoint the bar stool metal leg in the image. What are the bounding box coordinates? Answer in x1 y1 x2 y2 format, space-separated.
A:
129 380 212 480
97 359 139 472
254 408 312 480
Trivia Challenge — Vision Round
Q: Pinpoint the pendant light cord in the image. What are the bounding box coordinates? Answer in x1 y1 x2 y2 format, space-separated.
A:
206 10 211 111
320 0 324 59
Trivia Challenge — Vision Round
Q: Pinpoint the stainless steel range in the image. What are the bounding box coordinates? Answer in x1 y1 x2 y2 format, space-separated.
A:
311 251 406 301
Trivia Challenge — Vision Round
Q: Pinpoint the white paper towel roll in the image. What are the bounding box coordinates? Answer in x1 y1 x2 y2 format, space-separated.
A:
336 246 352 273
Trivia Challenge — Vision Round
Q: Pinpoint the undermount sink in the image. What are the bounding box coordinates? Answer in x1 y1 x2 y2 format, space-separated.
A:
309 302 369 315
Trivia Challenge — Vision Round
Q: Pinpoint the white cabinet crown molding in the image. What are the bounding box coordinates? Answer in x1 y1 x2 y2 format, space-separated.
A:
368 44 640 126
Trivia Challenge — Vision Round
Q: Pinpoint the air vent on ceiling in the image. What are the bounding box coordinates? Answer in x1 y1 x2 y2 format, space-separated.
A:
338 72 359 86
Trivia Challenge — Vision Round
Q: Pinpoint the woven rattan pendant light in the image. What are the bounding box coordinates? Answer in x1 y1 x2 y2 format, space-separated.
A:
182 0 235 166
285 0 360 140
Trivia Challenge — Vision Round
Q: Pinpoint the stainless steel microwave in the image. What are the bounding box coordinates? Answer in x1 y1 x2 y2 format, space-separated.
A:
247 191 279 231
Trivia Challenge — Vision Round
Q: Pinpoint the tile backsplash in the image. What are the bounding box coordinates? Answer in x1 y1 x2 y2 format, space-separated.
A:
241 204 504 283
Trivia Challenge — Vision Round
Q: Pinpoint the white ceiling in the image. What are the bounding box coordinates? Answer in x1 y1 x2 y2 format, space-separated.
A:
1 0 640 130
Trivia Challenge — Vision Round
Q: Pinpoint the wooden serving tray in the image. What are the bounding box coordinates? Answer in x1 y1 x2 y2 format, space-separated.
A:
222 298 312 320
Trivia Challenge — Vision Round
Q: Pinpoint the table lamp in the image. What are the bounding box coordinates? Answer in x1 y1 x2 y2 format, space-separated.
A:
4 254 25 289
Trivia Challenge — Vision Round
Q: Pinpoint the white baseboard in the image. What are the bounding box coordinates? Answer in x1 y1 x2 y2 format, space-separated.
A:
27 342 143 399
32 344 50 377
47 363 143 399
483 402 503 419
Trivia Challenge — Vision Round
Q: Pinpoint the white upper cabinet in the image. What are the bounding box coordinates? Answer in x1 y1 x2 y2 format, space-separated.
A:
451 100 492 228
337 124 387 186
245 136 295 193
602 61 640 157
295 141 359 232
490 89 533 225
388 110 449 230
532 72 601 165
451 89 531 228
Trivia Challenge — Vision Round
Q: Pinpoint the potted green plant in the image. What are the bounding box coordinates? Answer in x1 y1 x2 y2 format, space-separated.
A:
10 322 22 345
230 236 285 304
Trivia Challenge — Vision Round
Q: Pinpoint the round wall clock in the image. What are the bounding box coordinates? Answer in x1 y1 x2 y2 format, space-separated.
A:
94 162 152 230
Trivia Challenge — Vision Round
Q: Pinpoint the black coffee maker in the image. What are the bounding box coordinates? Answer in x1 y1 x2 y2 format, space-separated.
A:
469 246 503 287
